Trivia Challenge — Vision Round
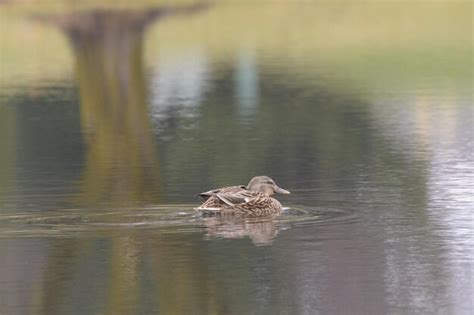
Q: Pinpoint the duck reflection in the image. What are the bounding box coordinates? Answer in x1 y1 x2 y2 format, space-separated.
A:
202 216 279 246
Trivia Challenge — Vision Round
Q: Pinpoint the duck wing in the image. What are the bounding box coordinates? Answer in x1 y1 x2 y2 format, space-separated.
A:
215 189 259 206
197 187 282 217
198 186 261 207
197 185 247 202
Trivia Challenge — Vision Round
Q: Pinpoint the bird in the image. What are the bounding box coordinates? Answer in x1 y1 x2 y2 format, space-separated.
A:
195 176 290 217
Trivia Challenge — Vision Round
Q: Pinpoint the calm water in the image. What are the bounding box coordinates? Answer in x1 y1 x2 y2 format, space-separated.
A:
0 2 473 315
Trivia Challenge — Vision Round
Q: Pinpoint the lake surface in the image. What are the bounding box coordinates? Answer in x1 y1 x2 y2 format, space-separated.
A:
0 2 473 314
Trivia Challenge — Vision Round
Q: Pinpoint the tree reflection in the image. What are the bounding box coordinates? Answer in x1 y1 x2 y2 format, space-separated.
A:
51 9 158 206
70 11 159 205
51 5 207 206
32 6 215 315
0 106 16 206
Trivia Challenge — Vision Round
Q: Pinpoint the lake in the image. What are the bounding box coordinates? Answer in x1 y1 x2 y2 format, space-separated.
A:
0 1 472 314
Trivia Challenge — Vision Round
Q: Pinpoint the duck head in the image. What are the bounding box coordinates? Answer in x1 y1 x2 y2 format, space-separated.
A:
247 176 290 196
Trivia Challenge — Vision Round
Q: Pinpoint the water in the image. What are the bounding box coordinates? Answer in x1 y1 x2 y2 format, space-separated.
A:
0 2 473 314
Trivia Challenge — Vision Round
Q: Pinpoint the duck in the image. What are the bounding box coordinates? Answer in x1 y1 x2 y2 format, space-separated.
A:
195 176 290 217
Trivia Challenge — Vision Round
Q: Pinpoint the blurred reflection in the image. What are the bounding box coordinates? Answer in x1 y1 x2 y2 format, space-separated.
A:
235 46 259 118
150 49 210 125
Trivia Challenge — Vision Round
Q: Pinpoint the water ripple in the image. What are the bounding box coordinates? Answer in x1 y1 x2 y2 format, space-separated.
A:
0 205 357 240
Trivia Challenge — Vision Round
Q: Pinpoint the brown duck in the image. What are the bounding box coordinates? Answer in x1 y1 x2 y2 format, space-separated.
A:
195 176 290 217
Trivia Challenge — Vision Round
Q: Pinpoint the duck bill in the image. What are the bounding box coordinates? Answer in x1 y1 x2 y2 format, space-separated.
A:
274 186 291 194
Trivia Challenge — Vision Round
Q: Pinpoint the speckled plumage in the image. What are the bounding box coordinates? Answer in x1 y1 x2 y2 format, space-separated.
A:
195 176 290 217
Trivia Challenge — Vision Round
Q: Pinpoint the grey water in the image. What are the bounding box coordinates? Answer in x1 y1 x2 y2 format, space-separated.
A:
0 2 473 315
